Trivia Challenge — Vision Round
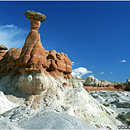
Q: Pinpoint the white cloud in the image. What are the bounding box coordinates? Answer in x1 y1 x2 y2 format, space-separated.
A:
0 24 17 29
119 60 127 63
110 72 116 74
0 24 28 49
72 67 92 78
71 61 75 66
98 72 104 74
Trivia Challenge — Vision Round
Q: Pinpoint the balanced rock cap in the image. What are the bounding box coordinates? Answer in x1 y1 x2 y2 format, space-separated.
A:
0 45 8 50
25 10 46 22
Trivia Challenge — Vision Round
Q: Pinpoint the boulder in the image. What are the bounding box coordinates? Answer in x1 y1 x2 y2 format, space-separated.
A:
0 45 8 50
0 50 6 57
125 77 130 91
126 77 130 85
25 10 46 22
84 75 101 86
0 45 8 60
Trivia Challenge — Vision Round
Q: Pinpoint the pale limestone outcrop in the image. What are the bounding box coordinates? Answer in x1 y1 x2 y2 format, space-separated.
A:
84 75 101 86
0 73 121 129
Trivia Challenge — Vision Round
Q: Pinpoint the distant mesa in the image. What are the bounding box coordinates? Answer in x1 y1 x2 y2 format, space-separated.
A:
83 75 127 91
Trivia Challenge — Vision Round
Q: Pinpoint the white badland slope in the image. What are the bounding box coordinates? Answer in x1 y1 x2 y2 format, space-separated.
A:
0 91 18 114
0 72 121 129
89 90 130 126
84 75 101 86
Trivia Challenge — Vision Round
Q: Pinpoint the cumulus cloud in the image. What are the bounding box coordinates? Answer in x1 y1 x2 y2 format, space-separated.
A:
0 24 28 49
71 61 75 66
119 60 127 63
72 67 92 78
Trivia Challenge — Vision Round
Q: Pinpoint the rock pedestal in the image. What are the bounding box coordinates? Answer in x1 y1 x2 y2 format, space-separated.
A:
0 10 73 94
18 18 47 72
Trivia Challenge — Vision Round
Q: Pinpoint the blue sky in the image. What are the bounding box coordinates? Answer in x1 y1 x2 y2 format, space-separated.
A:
0 1 129 82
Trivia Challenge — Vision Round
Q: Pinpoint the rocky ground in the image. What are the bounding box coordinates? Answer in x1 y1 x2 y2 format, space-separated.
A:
0 74 122 130
88 90 130 126
0 10 129 130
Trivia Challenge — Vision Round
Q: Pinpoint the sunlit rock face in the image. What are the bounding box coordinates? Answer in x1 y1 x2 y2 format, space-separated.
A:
0 10 72 84
0 10 122 130
84 75 101 86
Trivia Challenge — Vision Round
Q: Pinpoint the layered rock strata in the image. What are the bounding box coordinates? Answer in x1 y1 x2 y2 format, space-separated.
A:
0 10 72 93
0 10 122 130
0 10 73 95
83 75 126 91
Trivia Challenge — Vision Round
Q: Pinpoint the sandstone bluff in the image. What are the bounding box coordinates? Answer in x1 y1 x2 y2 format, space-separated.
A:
0 10 123 130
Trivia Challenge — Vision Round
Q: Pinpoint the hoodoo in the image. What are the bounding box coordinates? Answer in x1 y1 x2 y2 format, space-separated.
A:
0 10 122 130
0 10 72 81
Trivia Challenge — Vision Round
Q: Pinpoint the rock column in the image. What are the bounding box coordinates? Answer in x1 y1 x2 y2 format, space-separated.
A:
18 10 47 72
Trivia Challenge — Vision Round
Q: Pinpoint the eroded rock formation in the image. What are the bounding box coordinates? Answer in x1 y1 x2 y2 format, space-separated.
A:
0 45 8 60
125 77 130 91
83 75 126 91
83 75 101 86
0 10 123 130
0 10 72 94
